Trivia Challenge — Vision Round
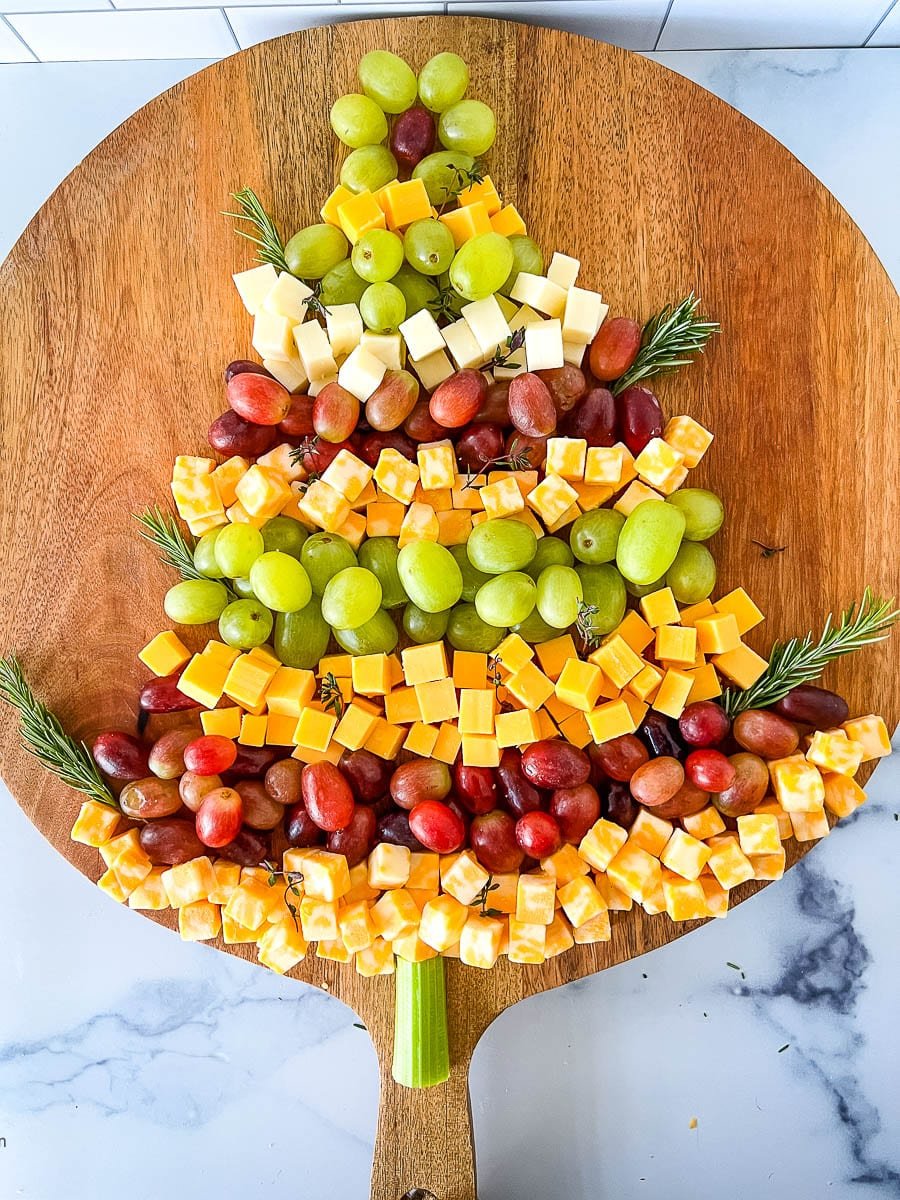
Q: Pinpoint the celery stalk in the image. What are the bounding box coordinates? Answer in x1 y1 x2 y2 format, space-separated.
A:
392 957 450 1089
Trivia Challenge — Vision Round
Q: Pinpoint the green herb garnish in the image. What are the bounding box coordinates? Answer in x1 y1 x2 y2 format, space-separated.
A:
613 292 719 395
134 505 203 582
225 186 290 274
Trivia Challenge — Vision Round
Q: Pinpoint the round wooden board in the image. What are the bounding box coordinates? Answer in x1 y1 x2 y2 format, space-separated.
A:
1 16 898 1199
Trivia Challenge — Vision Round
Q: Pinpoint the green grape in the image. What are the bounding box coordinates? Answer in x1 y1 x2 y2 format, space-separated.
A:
511 609 560 644
570 509 625 565
576 564 626 637
249 551 312 613
300 532 357 595
330 93 388 147
359 537 407 609
500 235 544 296
334 608 399 655
322 566 383 630
449 233 514 302
275 600 330 669
163 580 229 625
467 518 537 574
438 99 496 156
475 572 536 627
447 604 505 653
666 489 725 542
666 542 717 604
392 263 439 319
450 544 491 602
403 602 449 644
535 565 583 629
351 228 404 283
403 218 455 276
418 51 469 113
285 224 349 280
193 528 225 578
525 536 573 581
262 515 308 559
218 598 273 649
359 49 418 114
625 575 665 599
412 150 476 207
320 258 369 307
397 542 463 613
616 499 686 586
360 282 406 333
215 523 264 577
341 145 398 196
232 576 255 599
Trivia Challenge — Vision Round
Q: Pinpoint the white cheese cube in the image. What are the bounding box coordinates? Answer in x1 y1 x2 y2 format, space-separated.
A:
337 345 387 401
509 303 545 328
233 263 278 315
252 310 294 363
562 341 587 367
360 331 404 370
509 273 568 318
293 320 338 382
525 318 565 371
263 271 313 323
308 374 338 397
399 308 445 361
410 349 455 390
442 319 485 370
461 295 511 356
263 354 308 394
547 252 580 290
562 287 608 345
325 303 364 360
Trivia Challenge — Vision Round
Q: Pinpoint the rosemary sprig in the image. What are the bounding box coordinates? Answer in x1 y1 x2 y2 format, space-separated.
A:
134 506 203 582
722 588 899 717
0 656 117 809
437 160 487 213
320 672 345 719
224 187 290 274
485 327 526 371
576 601 603 650
263 860 305 930
470 874 501 918
461 438 534 490
612 292 719 396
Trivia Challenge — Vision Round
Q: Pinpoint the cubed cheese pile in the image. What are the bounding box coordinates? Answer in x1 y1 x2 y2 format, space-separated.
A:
70 707 888 969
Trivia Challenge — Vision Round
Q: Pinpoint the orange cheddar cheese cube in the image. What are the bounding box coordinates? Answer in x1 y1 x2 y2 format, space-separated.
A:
317 654 352 678
453 650 488 690
368 842 412 890
419 894 468 951
540 843 590 886
707 838 754 889
431 722 462 764
355 937 396 977
71 800 121 847
333 703 379 751
461 733 499 767
678 599 716 627
662 874 710 922
265 666 316 716
712 643 768 689
436 509 473 546
713 587 763 635
494 708 542 748
535 634 577 681
239 713 267 746
381 178 431 227
610 610 655 655
177 651 233 708
337 190 386 243
572 910 612 944
660 828 711 880
178 899 222 942
557 875 606 928
515 872 556 925
654 624 697 666
506 661 555 710
822 773 867 819
651 669 693 719
663 414 713 468
841 714 891 760
770 755 826 813
559 710 592 748
685 663 722 703
460 914 505 969
138 630 191 677
439 201 492 247
494 632 533 673
414 481 453 511
403 722 438 757
788 809 830 842
607 842 663 904
366 500 405 537
384 685 422 725
555 658 603 712
695 612 741 655
700 876 730 918
627 809 674 857
351 653 391 697
613 480 663 516
806 729 864 777
480 475 525 519
586 698 637 744
490 204 527 237
163 856 217 908
293 707 337 752
398 501 439 547
458 688 495 735
507 919 547 964
321 183 354 226
457 174 502 214
627 663 663 702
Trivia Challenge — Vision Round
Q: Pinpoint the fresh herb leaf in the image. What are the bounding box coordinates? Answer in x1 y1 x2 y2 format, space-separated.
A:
612 292 719 396
461 438 533 489
262 859 305 930
134 506 203 582
576 601 603 650
470 874 500 917
485 327 526 371
320 672 345 718
0 656 117 809
437 160 487 212
225 187 290 274
428 282 459 324
778 1044 790 1053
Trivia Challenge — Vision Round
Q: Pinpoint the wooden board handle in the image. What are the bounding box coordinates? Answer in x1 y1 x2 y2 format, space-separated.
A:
370 1064 477 1200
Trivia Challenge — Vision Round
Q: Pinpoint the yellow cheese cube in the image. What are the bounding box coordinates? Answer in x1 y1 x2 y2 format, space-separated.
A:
737 814 782 857
413 482 453 512
417 440 456 491
526 474 580 526
180 652 236 709
559 709 592 748
462 734 500 767
682 806 726 840
233 464 291 521
355 937 396 976
257 919 309 972
439 201 492 247
613 480 663 516
344 861 380 904
432 722 462 764
460 914 505 968
337 190 386 243
633 437 685 489
456 689 494 739
515 873 556 925
586 698 637 743
237 713 266 746
453 650 488 690
637 587 678 629
350 653 391 698
651 669 693 719
627 809 674 857
199 706 241 739
685 663 722 703
298 479 352 533
398 501 439 547
540 843 590 886
654 624 697 666
607 842 663 904
494 708 542 748
546 502 582 534
770 755 826 813
660 828 711 881
299 896 340 941
457 174 502 214
163 856 217 908
220 911 260 944
535 708 560 741
291 742 344 765
590 635 644 688
545 437 587 481
572 909 612 944
555 658 604 712
293 707 337 752
752 798 792 840
71 800 121 847
401 641 448 685
265 666 316 716
414 678 459 725
507 919 547 964
332 702 377 750
821 772 866 819
712 643 768 689
368 843 411 890
584 445 625 486
557 875 606 927
419 894 468 951
363 718 406 759
789 809 831 842
490 204 527 237
594 872 633 912
138 630 191 677
97 867 132 903
627 663 663 702
535 634 577 681
208 859 241 906
841 714 892 761
694 612 741 655
606 612 652 657
225 653 278 710
662 874 709 922
321 183 354 226
178 899 222 942
225 499 265 528
494 632 534 673
480 476 525 520
545 692 578 724
663 414 713 468
436 509 473 546
400 722 436 757
391 931 438 962
171 472 224 523
441 849 490 906
383 685 422 726
381 178 432 227
320 449 373 504
712 588 763 636
677 600 715 628
127 867 169 911
706 838 754 889
506 661 555 710
806 729 864 777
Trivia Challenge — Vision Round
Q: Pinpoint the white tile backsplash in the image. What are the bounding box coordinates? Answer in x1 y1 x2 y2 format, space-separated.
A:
0 14 35 58
451 0 669 50
8 7 237 58
868 0 900 45
225 2 442 48
6 0 112 11
657 0 891 50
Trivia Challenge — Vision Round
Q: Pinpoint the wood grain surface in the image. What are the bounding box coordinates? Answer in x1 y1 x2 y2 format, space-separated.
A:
1 16 898 1200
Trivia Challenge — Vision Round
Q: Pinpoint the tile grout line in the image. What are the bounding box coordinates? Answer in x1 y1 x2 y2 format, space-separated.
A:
220 5 241 50
0 10 38 58
864 0 898 44
652 0 676 52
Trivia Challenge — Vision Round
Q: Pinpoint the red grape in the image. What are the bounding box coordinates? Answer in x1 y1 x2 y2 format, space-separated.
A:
327 805 376 866
508 373 556 437
403 400 447 444
589 317 641 381
179 771 222 812
550 783 600 842
302 761 355 831
148 728 195 779
470 810 524 873
521 741 590 789
183 734 238 777
559 387 616 446
265 758 304 805
506 430 547 469
339 748 392 802
227 371 291 426
92 731 150 782
390 107 435 169
455 423 505 471
355 428 417 466
773 684 849 729
496 748 543 818
313 382 360 443
293 437 354 475
196 786 243 848
651 779 709 819
365 370 420 432
473 380 510 425
139 673 201 714
629 756 684 806
430 369 487 428
235 780 284 830
224 745 279 781
409 800 466 854
224 359 274 383
208 409 278 458
390 760 452 810
453 763 497 815
219 826 271 866
119 777 182 819
616 386 663 455
515 810 562 858
714 753 769 817
685 749 735 792
591 734 648 782
139 819 205 865
284 802 323 847
279 395 316 438
733 710 800 759
536 365 587 416
679 701 731 747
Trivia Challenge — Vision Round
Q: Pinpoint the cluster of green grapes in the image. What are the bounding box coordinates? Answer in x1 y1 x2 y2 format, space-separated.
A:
279 48 543 330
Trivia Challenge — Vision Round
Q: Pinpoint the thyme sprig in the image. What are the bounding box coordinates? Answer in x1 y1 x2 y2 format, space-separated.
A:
612 292 719 395
263 860 305 929
485 327 526 371
576 601 603 650
320 672 345 719
305 281 331 320
429 283 460 324
461 438 534 490
0 656 117 809
722 588 899 717
134 506 204 582
225 187 290 274
438 160 487 213
470 874 502 918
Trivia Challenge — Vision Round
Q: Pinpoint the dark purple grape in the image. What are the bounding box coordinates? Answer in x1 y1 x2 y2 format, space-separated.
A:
376 809 425 852
603 781 639 829
639 712 684 759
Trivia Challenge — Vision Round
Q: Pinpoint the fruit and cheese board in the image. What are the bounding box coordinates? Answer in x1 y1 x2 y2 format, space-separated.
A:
0 16 898 1200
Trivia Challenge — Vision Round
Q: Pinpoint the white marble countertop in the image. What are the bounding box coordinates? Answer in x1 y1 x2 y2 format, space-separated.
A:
1 42 898 1200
